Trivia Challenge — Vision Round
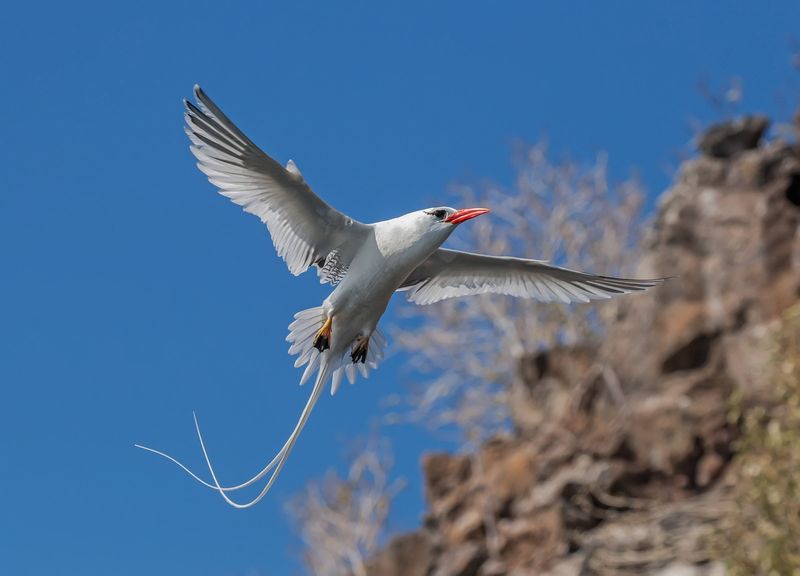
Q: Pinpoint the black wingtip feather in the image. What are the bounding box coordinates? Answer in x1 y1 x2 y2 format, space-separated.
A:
185 99 203 117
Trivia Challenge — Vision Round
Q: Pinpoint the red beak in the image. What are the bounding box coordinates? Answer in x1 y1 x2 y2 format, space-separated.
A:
444 207 490 225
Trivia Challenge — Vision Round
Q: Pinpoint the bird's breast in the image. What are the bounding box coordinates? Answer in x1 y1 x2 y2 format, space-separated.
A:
327 223 438 319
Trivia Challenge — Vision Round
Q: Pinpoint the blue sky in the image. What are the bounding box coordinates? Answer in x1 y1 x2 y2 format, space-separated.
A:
1 2 798 575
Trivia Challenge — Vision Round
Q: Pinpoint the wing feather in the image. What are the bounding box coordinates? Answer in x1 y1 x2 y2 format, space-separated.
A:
401 248 664 305
185 85 370 282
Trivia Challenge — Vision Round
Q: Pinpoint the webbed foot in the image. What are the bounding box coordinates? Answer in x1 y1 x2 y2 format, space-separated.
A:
351 336 369 364
312 317 332 352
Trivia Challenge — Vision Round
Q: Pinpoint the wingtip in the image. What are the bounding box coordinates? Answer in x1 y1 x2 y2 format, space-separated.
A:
286 159 303 179
184 100 200 116
194 84 210 107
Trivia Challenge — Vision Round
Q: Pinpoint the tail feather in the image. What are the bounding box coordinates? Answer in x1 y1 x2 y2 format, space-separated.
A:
299 349 321 385
193 360 332 508
287 306 327 385
294 346 314 368
288 306 388 393
135 359 333 508
134 304 390 507
345 363 356 385
331 367 345 395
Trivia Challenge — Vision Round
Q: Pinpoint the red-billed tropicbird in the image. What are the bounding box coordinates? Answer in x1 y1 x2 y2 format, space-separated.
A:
136 86 664 508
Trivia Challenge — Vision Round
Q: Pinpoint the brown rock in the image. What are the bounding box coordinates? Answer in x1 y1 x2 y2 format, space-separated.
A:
606 127 800 389
423 453 471 503
581 493 729 574
366 532 434 576
479 439 537 506
367 110 800 576
496 507 565 573
433 542 486 576
695 452 725 488
446 508 484 545
628 390 698 476
697 115 769 158
511 346 597 436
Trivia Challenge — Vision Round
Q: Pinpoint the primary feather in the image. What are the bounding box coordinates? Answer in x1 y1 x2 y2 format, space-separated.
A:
401 249 663 305
185 85 370 282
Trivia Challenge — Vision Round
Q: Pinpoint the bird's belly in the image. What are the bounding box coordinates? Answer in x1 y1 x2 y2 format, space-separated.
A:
326 260 402 334
329 267 395 315
325 237 432 346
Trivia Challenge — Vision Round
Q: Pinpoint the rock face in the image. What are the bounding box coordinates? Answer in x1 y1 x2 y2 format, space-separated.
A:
696 116 769 158
367 116 800 576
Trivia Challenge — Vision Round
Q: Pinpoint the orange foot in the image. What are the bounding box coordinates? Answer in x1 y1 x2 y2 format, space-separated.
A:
312 317 332 352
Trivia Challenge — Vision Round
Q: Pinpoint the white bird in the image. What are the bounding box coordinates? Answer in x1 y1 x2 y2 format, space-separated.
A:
136 86 664 508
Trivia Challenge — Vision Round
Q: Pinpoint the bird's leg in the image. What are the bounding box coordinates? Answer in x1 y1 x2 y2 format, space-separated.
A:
351 335 369 364
312 317 332 352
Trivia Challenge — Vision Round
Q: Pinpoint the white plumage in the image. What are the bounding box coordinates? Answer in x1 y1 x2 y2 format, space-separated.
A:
136 86 664 508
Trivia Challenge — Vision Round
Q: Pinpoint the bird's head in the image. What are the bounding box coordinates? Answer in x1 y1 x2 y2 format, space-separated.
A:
410 205 490 243
419 205 490 229
388 206 490 255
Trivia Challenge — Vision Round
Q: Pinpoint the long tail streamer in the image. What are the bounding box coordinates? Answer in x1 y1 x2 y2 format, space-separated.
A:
135 306 387 507
134 360 332 508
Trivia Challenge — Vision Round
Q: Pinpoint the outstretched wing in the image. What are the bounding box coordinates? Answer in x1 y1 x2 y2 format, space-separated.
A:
400 248 664 305
185 85 370 283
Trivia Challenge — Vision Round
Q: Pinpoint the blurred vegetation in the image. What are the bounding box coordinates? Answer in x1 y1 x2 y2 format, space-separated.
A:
388 142 645 446
285 437 404 576
719 304 800 575
288 64 800 570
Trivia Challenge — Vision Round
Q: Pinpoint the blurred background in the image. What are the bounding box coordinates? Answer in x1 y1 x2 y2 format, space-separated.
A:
2 2 799 575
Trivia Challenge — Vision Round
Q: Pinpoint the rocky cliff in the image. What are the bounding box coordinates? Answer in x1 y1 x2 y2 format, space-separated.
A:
367 116 800 576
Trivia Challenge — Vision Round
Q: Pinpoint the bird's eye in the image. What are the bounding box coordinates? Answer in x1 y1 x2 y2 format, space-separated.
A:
433 209 447 220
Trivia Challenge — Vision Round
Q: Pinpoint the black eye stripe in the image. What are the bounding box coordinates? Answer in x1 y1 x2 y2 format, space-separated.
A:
425 209 449 220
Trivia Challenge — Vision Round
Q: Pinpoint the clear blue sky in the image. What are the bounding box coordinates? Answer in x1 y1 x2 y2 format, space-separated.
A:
2 2 797 575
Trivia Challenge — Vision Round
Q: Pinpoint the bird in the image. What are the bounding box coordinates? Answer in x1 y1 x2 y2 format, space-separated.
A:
136 85 665 508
